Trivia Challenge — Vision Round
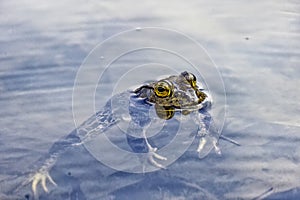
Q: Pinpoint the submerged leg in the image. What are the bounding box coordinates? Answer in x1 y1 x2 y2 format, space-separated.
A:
18 139 73 199
126 122 167 170
193 110 222 158
142 129 167 169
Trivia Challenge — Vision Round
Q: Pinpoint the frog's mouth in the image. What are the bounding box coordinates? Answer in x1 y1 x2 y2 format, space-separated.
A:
154 104 206 120
133 85 154 93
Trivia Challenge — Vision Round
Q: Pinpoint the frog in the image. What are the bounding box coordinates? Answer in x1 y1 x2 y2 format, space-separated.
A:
13 71 233 199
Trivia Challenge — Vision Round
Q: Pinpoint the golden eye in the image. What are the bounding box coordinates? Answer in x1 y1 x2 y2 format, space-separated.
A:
182 71 197 88
154 81 172 97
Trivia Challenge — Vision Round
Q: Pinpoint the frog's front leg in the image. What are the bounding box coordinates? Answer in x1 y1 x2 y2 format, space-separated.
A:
126 122 167 170
193 110 221 159
141 129 167 169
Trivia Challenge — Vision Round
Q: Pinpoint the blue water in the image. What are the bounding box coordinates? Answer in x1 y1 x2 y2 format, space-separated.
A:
1 1 300 199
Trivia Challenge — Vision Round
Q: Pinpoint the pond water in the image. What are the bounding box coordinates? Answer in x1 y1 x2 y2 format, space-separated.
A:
0 0 299 199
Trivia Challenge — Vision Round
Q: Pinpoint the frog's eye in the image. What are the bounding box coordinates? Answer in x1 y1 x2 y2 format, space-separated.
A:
154 81 172 98
182 71 197 88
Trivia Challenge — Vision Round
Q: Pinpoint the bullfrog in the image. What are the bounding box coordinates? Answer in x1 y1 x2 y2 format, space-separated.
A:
16 71 228 199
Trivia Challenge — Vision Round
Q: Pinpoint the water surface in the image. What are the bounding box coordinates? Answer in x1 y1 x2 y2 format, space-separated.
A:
0 0 299 199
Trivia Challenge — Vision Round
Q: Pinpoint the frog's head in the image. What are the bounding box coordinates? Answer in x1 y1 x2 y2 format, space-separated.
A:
134 71 209 119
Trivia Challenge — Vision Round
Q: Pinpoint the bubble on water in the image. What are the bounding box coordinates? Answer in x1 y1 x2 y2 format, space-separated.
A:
100 56 105 59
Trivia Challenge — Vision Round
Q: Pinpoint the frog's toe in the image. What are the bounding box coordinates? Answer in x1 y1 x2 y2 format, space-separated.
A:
197 136 221 159
152 151 168 161
146 147 167 169
30 171 57 199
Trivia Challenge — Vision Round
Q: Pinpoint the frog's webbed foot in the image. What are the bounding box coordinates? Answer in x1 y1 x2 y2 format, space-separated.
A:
197 134 221 159
24 170 57 199
145 146 167 170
